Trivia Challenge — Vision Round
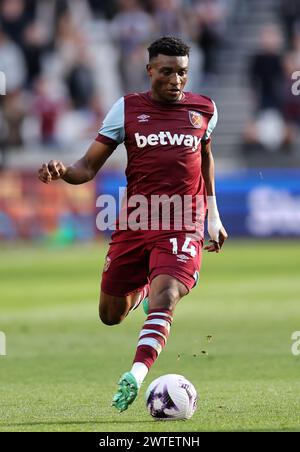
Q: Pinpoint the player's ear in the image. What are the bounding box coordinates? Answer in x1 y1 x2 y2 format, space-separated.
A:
146 64 152 77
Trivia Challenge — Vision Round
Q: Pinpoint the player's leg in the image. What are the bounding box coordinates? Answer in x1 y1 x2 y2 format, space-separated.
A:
131 274 188 380
112 275 188 412
112 233 201 412
129 234 201 388
99 285 149 326
99 231 150 325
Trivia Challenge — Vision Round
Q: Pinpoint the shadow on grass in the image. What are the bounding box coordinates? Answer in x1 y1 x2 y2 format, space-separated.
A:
0 419 156 428
1 421 298 432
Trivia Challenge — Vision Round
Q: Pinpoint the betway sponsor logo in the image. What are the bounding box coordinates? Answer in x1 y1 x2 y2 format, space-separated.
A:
135 132 201 151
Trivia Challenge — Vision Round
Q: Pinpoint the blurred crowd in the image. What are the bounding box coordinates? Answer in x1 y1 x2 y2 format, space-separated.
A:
244 0 300 154
0 0 234 155
0 0 299 159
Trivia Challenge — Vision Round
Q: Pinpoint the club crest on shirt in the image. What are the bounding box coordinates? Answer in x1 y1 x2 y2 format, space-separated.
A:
188 111 202 129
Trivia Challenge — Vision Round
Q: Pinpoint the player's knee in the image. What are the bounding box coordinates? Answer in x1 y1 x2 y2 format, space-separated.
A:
99 305 123 326
99 310 123 326
99 293 127 326
151 287 179 311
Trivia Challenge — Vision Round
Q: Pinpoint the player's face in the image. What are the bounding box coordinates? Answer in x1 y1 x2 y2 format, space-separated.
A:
147 54 189 103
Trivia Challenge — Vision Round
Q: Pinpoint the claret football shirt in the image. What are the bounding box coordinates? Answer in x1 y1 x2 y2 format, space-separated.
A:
96 91 218 233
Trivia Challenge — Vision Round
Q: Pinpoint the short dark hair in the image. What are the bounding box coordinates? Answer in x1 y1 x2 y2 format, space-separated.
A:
147 36 190 61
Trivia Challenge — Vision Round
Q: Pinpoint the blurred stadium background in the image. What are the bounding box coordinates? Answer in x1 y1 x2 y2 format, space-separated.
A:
1 0 300 432
0 0 300 242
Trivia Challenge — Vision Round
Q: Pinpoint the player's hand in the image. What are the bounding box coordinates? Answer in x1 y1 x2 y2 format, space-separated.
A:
205 221 228 253
38 160 67 184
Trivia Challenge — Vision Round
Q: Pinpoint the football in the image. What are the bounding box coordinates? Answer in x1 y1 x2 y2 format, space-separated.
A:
145 374 197 420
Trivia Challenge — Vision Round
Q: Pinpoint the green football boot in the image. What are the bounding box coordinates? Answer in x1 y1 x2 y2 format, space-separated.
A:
142 297 149 315
111 372 139 412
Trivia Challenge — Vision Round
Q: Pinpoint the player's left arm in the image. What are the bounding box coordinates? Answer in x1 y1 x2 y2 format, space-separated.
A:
201 140 228 252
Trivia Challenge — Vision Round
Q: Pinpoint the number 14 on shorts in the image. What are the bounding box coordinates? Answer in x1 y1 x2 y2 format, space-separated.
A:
169 237 197 257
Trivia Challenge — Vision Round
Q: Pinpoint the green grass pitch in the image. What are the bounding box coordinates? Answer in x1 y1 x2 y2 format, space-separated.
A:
0 239 299 432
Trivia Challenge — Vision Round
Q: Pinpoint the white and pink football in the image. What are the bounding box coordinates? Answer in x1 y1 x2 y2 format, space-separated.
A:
145 374 198 420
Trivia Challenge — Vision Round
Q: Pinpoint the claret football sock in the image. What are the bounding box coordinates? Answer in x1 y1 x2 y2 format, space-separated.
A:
132 308 173 380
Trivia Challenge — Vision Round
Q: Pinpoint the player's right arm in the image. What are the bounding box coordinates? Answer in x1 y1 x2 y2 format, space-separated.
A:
38 140 115 185
38 97 125 185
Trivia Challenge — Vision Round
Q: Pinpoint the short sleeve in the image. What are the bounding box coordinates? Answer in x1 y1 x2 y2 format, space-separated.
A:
203 100 218 142
96 97 125 146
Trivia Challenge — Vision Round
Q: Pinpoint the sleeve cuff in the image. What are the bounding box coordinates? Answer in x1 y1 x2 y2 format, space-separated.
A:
95 133 119 149
202 137 211 144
